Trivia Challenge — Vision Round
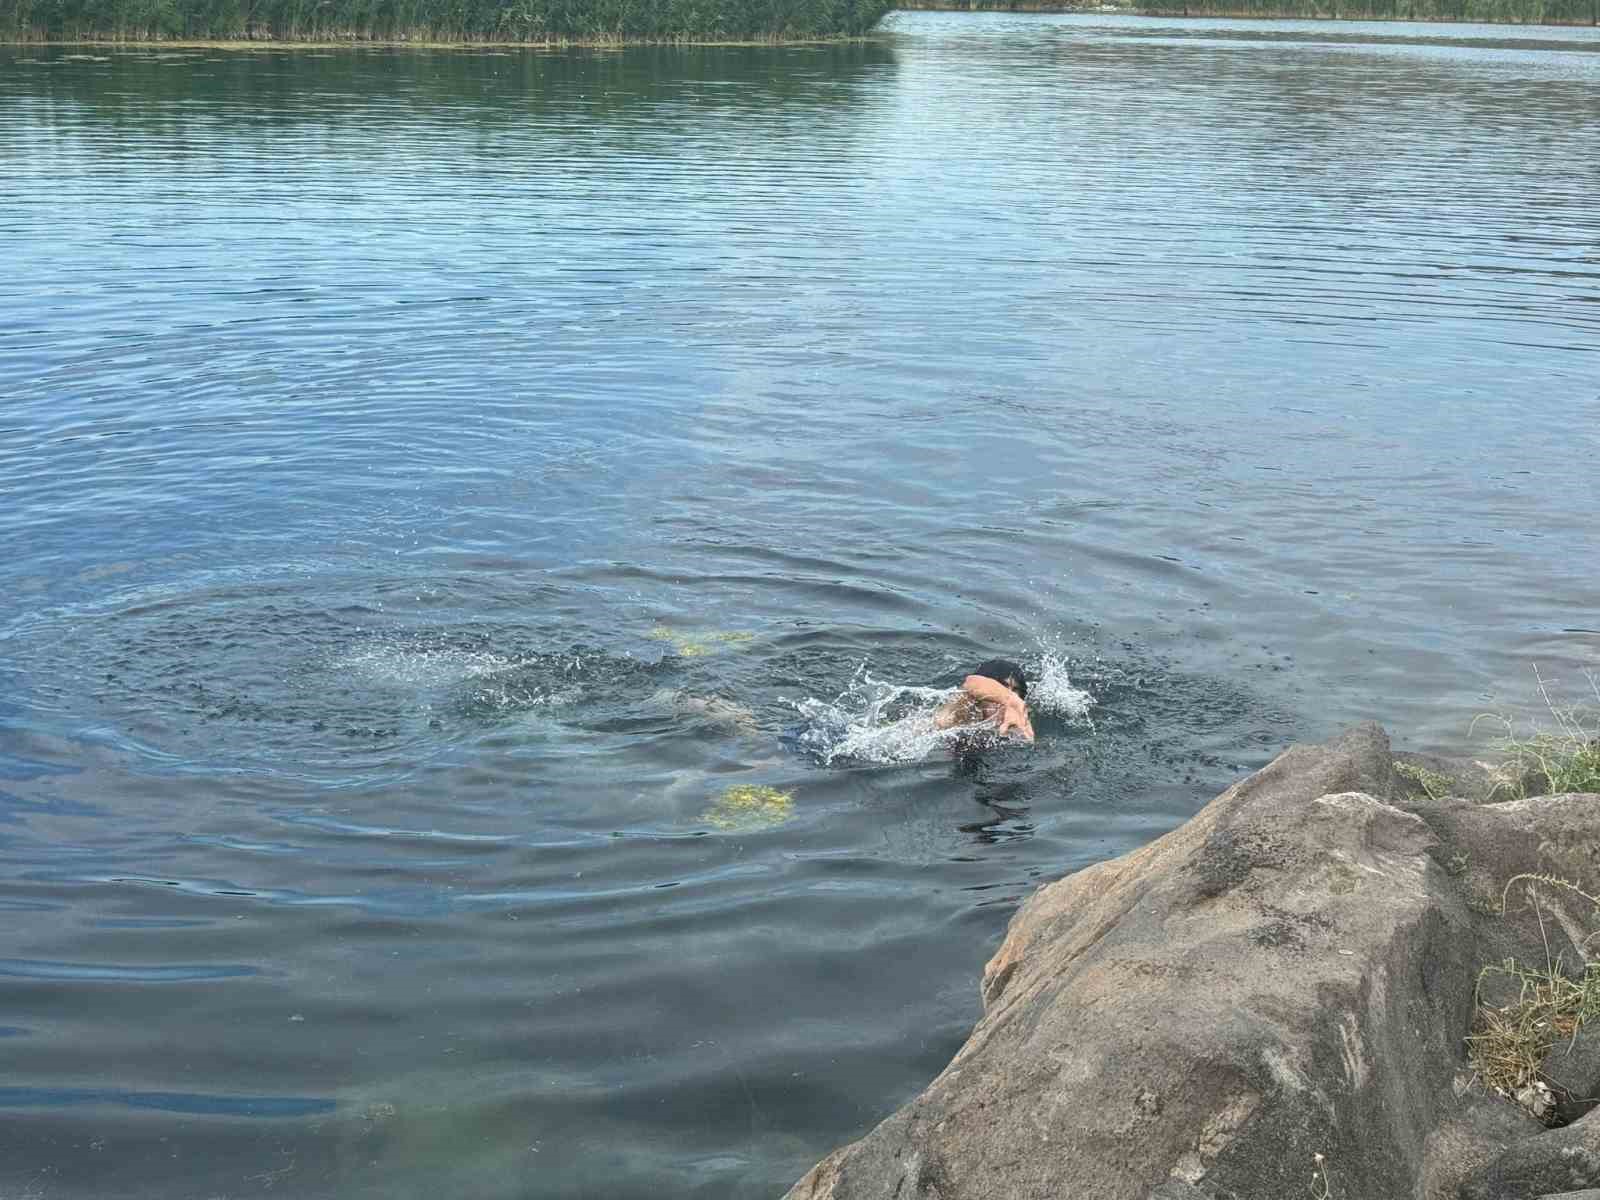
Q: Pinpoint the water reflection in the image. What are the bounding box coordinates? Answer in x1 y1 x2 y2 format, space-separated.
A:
0 41 900 135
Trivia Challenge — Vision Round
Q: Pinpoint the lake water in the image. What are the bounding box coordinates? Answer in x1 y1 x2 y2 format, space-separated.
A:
2 13 1598 1198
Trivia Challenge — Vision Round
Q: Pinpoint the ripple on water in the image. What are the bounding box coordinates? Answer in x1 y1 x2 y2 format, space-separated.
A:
0 958 259 982
6 572 703 784
1 16 1595 1200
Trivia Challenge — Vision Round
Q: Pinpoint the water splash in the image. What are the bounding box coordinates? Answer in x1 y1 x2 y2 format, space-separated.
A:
1026 645 1096 726
453 649 618 716
334 643 525 690
329 636 593 716
788 649 1095 765
788 667 995 765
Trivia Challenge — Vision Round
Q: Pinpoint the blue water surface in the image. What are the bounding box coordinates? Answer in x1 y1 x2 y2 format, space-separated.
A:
2 14 1598 1197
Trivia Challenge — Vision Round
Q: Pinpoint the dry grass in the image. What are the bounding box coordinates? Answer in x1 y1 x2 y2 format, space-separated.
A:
1468 960 1600 1105
1467 874 1600 1122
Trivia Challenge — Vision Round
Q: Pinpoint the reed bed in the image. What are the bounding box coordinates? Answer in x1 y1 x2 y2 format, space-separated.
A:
1478 667 1600 801
5 0 893 43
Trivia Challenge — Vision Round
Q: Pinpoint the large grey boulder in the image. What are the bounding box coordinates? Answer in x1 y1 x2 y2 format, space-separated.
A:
783 724 1600 1200
1459 1107 1600 1200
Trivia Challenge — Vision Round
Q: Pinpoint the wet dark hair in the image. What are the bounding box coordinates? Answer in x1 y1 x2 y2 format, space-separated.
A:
972 658 1027 701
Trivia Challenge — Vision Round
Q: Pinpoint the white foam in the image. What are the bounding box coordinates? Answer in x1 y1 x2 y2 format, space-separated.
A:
474 684 582 711
790 649 1095 765
788 668 1000 765
1026 648 1096 725
335 644 521 690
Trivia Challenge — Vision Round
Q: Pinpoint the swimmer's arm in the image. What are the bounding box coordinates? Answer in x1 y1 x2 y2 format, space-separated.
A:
958 675 1034 743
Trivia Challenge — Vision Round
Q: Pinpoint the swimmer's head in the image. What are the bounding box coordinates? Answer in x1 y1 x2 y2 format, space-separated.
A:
972 659 1027 701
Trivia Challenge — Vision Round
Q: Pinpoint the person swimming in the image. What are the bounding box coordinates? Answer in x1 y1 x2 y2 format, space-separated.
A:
934 659 1034 743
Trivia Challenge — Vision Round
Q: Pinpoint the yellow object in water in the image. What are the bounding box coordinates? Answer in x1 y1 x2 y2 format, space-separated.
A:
649 626 753 657
701 785 795 831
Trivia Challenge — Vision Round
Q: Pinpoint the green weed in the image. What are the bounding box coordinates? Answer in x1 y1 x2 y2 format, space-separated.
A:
1475 667 1600 801
1395 759 1455 802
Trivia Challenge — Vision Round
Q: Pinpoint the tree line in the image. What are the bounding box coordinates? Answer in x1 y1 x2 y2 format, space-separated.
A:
7 0 1592 46
5 0 894 41
1139 0 1595 21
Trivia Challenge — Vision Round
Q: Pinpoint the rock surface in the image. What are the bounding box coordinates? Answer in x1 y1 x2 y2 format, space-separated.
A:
1459 1106 1600 1200
782 723 1600 1200
1541 1023 1600 1127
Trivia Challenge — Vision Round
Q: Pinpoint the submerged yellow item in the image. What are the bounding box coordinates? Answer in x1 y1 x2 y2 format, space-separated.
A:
700 785 794 831
649 626 753 657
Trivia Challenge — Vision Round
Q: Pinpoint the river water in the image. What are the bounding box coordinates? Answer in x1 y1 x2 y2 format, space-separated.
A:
2 14 1598 1198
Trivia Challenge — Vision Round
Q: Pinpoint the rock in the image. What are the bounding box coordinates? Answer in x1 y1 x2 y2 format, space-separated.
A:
781 724 1600 1200
1420 1092 1544 1200
1402 790 1600 1002
1534 1190 1600 1200
1391 748 1560 806
1459 1107 1600 1200
1543 1023 1600 1126
1393 751 1509 804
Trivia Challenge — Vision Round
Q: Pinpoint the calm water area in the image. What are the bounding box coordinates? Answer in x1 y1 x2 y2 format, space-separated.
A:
2 12 1599 1197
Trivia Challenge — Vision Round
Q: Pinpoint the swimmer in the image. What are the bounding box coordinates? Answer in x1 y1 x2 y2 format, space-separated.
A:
934 659 1034 743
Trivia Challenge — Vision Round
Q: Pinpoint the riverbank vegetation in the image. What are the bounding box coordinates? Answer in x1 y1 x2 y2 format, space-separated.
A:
1479 668 1600 800
900 0 1594 22
11 0 1594 38
1468 874 1600 1125
3 0 893 43
1139 0 1595 23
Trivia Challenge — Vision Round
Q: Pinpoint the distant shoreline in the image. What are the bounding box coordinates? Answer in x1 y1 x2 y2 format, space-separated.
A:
4 5 1595 43
0 33 885 46
898 1 1596 23
0 0 893 48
